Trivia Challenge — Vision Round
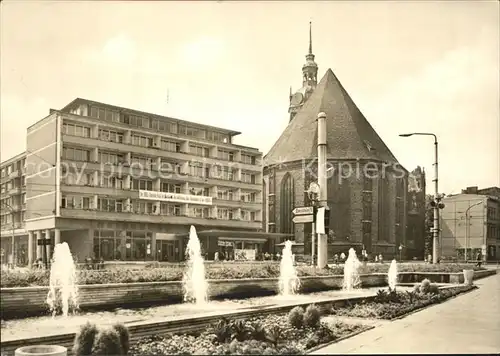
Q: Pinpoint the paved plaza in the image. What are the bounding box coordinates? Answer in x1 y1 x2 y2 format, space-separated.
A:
312 273 500 354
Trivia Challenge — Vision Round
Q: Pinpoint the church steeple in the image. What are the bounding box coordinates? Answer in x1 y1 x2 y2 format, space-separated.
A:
302 21 318 88
288 22 319 123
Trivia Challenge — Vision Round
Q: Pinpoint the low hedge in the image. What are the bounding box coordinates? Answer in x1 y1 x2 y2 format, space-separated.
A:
0 263 485 288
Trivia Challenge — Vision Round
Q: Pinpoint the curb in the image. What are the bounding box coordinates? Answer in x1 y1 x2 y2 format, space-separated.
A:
306 325 375 354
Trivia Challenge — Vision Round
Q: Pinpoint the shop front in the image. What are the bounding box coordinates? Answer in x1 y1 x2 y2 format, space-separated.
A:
184 229 294 261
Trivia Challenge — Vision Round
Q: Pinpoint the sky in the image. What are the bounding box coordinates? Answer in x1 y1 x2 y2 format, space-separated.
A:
1 0 499 195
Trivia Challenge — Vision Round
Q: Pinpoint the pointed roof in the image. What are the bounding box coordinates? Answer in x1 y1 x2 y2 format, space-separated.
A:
265 69 400 166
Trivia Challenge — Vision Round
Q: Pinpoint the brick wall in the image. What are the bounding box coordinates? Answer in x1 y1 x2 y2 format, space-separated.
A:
264 160 407 257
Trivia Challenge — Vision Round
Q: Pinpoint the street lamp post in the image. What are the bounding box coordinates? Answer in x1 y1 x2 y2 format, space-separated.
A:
399 132 444 264
307 182 320 267
464 201 483 263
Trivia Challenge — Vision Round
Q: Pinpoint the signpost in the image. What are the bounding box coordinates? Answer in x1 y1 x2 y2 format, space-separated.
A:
292 207 314 216
292 214 314 224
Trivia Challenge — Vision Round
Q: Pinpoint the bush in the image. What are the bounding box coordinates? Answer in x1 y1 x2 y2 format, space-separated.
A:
73 321 130 356
420 279 431 294
74 322 99 356
428 284 440 295
303 304 321 328
92 328 124 355
287 306 304 329
112 323 130 354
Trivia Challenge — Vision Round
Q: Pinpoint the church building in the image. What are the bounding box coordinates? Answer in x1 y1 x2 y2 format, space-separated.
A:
262 23 409 260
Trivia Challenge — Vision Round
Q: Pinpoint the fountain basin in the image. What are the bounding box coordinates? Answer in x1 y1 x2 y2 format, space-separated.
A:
15 345 67 356
1 270 496 319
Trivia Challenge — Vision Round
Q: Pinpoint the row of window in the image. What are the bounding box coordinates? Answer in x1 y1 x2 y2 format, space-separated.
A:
487 207 499 220
62 172 261 201
60 195 260 220
486 224 500 240
84 105 232 144
62 121 258 164
0 211 24 227
1 178 25 194
0 159 25 178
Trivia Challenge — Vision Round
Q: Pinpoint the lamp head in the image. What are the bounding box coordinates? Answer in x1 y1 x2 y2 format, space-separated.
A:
307 182 320 195
399 133 413 137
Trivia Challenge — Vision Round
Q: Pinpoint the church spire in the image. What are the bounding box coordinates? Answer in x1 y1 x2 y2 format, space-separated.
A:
302 22 318 88
308 21 312 55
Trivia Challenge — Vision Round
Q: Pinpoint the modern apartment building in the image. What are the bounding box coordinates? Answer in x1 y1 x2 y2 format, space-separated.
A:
1 98 291 266
440 186 500 262
0 153 28 265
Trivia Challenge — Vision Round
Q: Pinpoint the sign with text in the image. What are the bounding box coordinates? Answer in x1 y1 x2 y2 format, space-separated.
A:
292 214 314 224
139 190 213 205
292 206 314 215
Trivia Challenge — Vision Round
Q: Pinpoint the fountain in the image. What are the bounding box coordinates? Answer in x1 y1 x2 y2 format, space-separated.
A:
278 240 301 296
387 259 398 291
46 242 79 317
342 248 361 291
182 225 209 305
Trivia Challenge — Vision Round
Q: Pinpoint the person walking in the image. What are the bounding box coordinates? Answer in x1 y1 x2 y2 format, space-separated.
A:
476 251 482 268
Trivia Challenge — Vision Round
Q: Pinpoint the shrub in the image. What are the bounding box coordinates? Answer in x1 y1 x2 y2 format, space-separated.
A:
420 279 431 294
265 325 283 347
249 321 267 342
73 322 130 356
230 320 250 342
287 306 304 329
303 304 321 328
429 284 440 295
211 318 232 344
413 284 421 293
375 289 388 303
112 323 130 355
92 328 124 355
73 322 99 356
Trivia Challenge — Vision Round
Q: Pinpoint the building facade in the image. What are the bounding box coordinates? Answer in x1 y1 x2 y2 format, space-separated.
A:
405 166 426 259
263 27 408 261
1 98 293 266
0 153 28 265
441 187 500 262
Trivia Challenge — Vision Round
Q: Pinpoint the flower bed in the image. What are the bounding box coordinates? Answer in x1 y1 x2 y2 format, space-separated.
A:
129 305 366 355
327 281 476 320
0 263 485 288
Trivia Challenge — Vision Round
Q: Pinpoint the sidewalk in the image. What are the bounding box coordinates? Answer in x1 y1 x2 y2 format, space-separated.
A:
312 273 500 354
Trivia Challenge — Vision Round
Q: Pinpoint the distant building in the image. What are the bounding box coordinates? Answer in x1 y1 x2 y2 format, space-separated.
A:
441 186 500 261
406 166 426 259
263 24 408 260
0 153 27 266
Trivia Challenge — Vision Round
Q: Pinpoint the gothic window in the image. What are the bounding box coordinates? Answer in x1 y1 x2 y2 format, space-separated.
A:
362 192 373 221
363 176 373 191
280 173 295 234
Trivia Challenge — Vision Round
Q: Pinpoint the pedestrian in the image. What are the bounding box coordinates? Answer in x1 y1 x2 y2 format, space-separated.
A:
476 251 482 268
340 252 346 262
333 254 339 265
